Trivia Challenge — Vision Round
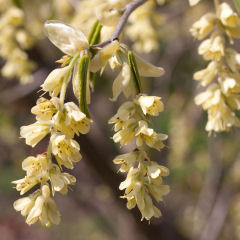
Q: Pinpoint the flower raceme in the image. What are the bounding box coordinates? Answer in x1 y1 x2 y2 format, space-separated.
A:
107 52 169 220
190 2 240 133
14 21 93 226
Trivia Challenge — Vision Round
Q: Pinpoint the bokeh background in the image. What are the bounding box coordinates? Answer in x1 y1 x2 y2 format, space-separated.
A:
1 0 240 239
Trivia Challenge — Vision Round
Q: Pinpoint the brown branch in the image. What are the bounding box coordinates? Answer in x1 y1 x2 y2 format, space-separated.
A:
91 0 147 49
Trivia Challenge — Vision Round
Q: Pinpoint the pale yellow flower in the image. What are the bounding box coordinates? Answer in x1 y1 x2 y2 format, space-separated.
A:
198 34 225 61
113 151 139 172
195 83 222 110
12 176 39 195
146 162 169 179
51 134 82 169
25 185 61 226
31 97 58 121
20 122 50 147
225 48 240 72
135 121 167 151
147 176 170 202
219 73 240 96
108 101 135 131
51 101 91 137
41 66 70 97
6 6 24 26
112 118 137 146
22 154 48 177
217 3 240 28
44 21 89 56
189 0 201 6
49 164 76 195
136 95 164 116
193 61 218 86
190 13 216 40
206 104 240 132
14 190 41 217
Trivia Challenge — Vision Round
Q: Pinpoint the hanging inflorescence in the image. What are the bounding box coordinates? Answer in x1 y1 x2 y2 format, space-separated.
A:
190 0 240 133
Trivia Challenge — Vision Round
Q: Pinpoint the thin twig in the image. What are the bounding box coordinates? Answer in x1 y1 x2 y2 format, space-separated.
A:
91 0 147 49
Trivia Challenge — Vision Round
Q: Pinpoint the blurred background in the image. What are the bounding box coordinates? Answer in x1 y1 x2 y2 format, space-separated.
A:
1 0 240 239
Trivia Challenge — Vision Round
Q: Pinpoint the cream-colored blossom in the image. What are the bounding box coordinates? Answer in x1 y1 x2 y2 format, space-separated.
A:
12 177 39 195
198 34 225 61
136 95 164 116
31 97 58 121
219 73 240 96
20 122 50 147
206 104 240 132
51 134 82 169
194 61 218 86
108 101 135 131
135 121 167 151
112 118 137 146
190 13 216 40
189 0 201 6
14 190 41 217
49 164 76 195
44 21 89 56
146 162 169 179
26 185 60 226
22 154 49 177
217 2 240 28
52 102 91 137
225 48 240 72
195 83 222 110
113 151 139 172
41 66 70 97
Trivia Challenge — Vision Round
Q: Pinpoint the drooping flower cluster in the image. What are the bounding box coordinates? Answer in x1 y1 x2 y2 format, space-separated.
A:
92 40 170 220
190 2 240 133
0 0 35 83
109 95 170 221
13 21 93 226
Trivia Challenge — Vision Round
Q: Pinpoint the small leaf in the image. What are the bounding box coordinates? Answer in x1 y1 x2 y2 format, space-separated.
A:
128 51 142 94
78 55 90 118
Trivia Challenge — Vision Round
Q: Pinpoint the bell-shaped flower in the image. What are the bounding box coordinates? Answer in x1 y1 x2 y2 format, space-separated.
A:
108 101 135 131
195 83 223 110
189 0 201 6
135 121 167 151
198 33 225 61
12 176 39 195
20 121 50 147
31 97 58 121
51 134 82 169
49 164 76 195
14 190 41 217
113 151 139 172
217 3 240 28
44 20 89 56
41 66 70 97
25 185 60 226
136 95 164 116
112 118 137 146
190 13 216 40
194 61 218 86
